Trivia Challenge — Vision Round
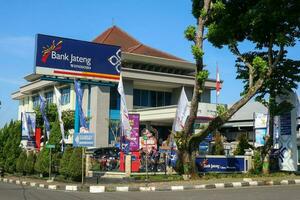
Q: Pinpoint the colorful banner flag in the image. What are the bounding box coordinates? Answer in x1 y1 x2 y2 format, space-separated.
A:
117 76 131 153
74 80 88 130
129 114 140 152
54 86 65 151
216 65 221 96
172 87 189 132
39 94 50 140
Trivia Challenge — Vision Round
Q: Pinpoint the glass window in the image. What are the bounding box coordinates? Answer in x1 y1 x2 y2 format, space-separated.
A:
141 90 149 107
32 95 39 108
110 87 120 110
157 92 164 107
150 91 157 107
133 89 141 106
133 89 172 107
45 91 53 104
61 87 70 105
165 92 171 106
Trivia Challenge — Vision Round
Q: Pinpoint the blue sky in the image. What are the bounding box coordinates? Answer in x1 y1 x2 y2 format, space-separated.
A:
0 0 299 128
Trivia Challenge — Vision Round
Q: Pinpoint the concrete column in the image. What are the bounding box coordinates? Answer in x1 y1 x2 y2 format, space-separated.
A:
125 155 131 177
123 79 134 110
89 85 111 147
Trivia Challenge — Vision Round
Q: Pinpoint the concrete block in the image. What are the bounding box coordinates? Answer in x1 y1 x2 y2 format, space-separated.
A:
90 186 105 193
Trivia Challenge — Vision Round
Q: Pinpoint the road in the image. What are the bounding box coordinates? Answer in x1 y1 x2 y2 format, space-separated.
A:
1 182 300 200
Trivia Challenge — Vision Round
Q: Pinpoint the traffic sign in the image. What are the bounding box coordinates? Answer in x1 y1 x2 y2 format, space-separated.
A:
73 133 95 147
46 144 55 149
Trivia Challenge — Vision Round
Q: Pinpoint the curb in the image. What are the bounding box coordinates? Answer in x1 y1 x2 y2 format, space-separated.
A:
1 177 300 193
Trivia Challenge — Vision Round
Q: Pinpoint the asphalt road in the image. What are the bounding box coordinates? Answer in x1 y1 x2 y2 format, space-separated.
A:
1 182 300 200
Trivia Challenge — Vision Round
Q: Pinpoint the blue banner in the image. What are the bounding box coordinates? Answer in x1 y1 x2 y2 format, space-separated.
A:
195 156 245 172
35 34 121 82
39 95 50 140
74 80 88 129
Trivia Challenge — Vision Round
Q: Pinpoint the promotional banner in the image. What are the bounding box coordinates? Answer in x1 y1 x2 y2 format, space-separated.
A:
21 112 36 139
255 128 267 147
140 129 157 153
35 34 121 82
254 113 268 129
118 76 131 153
254 112 268 147
277 92 298 171
195 156 247 173
54 86 65 151
39 94 50 140
128 114 140 152
74 80 88 130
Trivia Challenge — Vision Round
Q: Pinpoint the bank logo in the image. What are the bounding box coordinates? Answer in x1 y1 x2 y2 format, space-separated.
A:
42 40 63 63
108 49 121 73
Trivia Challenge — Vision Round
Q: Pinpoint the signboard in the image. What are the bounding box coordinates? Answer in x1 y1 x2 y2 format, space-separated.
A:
73 133 95 147
276 92 298 172
254 113 268 129
254 128 267 147
128 114 140 152
46 144 55 149
35 34 121 82
199 142 209 154
140 129 157 153
195 156 246 172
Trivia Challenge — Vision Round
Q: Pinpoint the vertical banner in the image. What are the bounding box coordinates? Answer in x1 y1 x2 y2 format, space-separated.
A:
117 76 131 154
54 86 65 151
128 114 140 152
74 80 88 131
21 112 36 147
277 92 298 171
39 94 50 140
254 113 268 147
172 87 189 132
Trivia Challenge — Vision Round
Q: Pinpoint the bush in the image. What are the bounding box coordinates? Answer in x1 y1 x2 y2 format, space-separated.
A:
234 133 252 155
212 132 224 155
16 151 27 174
68 148 82 181
59 147 73 178
0 121 22 173
34 148 50 176
24 151 36 175
250 150 263 174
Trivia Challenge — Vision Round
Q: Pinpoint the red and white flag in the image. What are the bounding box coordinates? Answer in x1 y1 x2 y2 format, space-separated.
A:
216 65 221 96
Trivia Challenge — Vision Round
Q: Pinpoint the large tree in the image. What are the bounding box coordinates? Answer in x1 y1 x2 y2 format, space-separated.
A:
180 0 300 175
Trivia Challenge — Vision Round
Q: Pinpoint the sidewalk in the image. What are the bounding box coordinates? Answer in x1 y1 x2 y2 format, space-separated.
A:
1 173 300 193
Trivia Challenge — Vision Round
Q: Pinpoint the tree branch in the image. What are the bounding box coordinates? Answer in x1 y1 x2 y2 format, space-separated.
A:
229 43 255 87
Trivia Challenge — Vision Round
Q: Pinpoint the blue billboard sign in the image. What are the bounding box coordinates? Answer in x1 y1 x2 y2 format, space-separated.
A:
73 132 95 147
35 34 121 82
195 156 246 172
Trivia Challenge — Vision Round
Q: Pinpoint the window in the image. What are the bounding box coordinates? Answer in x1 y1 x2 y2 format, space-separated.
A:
133 89 172 108
110 87 120 110
61 87 70 105
32 95 39 108
45 91 53 104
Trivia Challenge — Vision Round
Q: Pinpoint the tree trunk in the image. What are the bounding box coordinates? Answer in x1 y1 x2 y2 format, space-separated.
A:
182 0 212 175
189 70 271 147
